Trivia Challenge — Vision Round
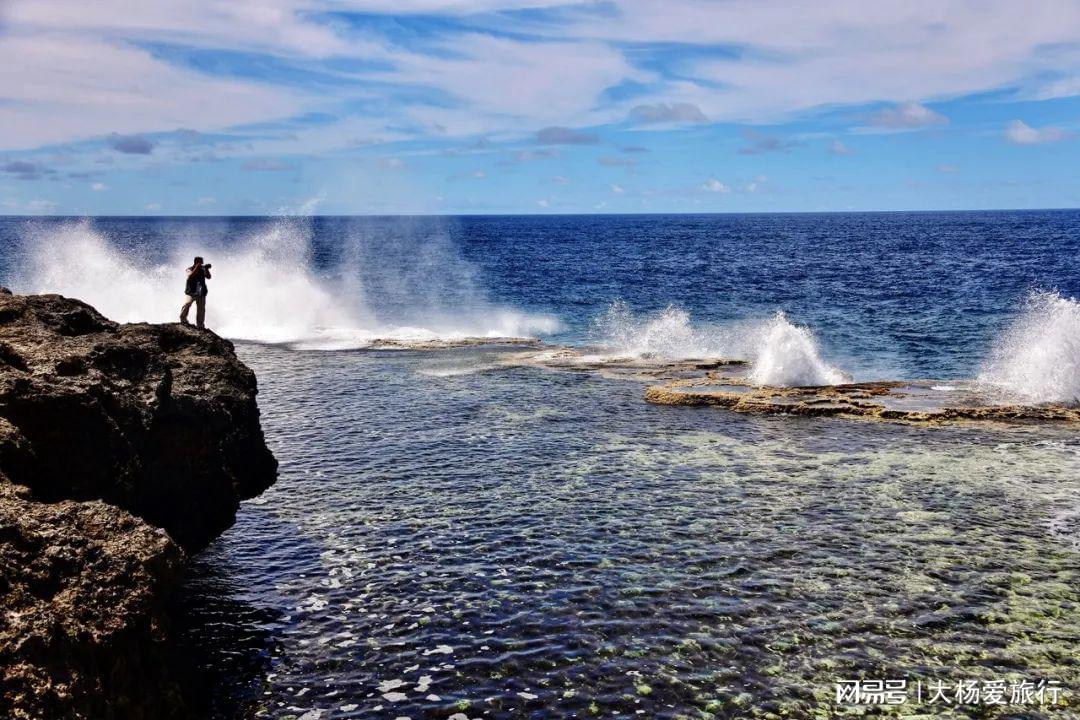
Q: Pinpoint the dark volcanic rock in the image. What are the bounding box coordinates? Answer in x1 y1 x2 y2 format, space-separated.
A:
0 292 278 719
0 481 185 720
0 292 277 551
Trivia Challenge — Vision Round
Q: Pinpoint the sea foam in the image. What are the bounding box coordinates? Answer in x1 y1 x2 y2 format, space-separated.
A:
590 301 847 386
747 312 848 387
979 290 1080 405
590 300 721 359
13 218 559 349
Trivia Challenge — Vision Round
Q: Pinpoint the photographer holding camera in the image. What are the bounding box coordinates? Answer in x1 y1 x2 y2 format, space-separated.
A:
180 255 212 329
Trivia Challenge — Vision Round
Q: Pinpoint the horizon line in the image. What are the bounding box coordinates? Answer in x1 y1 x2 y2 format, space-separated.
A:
2 207 1079 220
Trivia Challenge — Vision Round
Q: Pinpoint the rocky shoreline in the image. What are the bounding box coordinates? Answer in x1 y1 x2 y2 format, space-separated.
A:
0 291 277 719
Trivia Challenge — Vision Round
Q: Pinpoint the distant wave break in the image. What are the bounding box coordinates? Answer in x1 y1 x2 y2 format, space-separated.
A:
12 218 560 350
979 290 1080 405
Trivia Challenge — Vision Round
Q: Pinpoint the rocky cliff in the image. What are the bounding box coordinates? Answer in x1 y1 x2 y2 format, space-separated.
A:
0 291 277 719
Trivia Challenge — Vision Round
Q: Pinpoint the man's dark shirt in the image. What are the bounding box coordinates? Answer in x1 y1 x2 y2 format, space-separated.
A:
185 266 208 297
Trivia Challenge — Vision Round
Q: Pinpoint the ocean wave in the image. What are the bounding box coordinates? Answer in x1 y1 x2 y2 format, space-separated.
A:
747 312 849 387
978 290 1080 405
589 300 723 359
589 301 846 386
11 218 560 350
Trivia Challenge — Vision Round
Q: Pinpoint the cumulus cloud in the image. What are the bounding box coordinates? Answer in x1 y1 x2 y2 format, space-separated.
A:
610 183 625 194
828 139 853 156
1004 119 1072 145
536 126 600 145
107 133 155 154
628 102 708 125
91 181 108 191
738 130 793 155
701 177 729 193
744 175 767 193
865 102 948 130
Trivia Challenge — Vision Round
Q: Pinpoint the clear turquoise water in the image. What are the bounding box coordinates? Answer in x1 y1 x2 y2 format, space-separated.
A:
180 344 1080 719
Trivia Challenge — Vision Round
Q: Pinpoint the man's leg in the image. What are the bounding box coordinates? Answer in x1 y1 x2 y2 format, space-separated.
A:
195 295 206 329
180 295 195 324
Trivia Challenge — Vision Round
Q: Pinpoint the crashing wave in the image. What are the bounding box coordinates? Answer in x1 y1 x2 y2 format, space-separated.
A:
590 300 721 359
12 218 559 349
748 312 848 387
979 290 1080 405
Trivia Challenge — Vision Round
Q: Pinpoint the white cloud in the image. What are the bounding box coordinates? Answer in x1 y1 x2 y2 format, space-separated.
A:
536 126 599 145
828 139 853 155
1004 119 1072 145
936 163 960 173
865 102 948 130
196 196 217 205
610 183 625 194
91 182 108 191
628 102 708 125
738 130 793 154
525 1 1080 122
5 0 1080 154
744 175 767 193
0 33 305 151
701 177 729 193
380 33 645 129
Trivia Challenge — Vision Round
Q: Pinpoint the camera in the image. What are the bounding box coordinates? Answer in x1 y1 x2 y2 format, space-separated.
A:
204 263 212 269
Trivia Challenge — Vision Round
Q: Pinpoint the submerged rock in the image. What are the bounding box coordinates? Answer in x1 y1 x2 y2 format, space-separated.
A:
500 345 747 382
0 291 278 719
645 373 1080 424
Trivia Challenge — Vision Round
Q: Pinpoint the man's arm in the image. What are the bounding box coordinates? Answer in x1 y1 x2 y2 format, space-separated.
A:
204 268 211 279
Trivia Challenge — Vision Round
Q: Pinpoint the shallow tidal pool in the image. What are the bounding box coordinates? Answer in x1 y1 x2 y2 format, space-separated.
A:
179 345 1080 720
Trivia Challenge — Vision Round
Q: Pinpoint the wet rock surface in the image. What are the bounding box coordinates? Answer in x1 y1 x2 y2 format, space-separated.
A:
0 292 277 719
645 373 1080 424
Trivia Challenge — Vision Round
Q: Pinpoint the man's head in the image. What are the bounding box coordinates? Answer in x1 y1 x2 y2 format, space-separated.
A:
193 256 204 266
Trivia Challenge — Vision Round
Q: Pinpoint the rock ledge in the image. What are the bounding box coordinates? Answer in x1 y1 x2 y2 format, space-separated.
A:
0 291 278 719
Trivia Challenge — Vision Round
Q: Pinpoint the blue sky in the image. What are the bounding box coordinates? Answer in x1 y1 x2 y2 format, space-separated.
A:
2 0 1080 215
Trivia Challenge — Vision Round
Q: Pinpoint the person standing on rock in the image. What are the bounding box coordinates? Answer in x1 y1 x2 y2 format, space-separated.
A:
180 256 212 329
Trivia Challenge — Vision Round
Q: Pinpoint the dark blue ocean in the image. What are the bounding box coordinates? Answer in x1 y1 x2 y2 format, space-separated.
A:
2 211 1079 719
3 210 1079 379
